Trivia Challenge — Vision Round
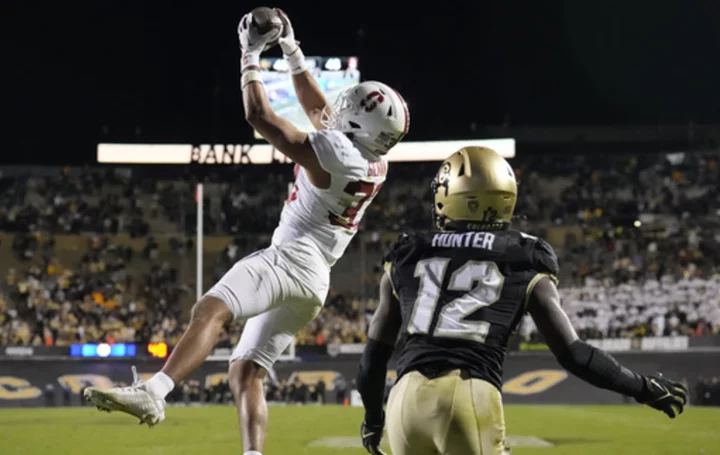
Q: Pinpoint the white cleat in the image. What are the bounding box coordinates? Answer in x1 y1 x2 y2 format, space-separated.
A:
84 366 166 428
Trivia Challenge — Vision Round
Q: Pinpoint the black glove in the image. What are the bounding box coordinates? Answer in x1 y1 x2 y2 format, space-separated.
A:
636 374 688 418
361 414 386 455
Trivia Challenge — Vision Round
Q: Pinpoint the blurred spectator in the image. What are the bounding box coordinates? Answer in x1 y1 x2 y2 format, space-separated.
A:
695 377 720 406
334 376 348 405
315 378 326 405
44 383 55 407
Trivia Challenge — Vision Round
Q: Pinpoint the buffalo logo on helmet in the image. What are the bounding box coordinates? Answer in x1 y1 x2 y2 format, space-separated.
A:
431 162 452 197
467 199 480 213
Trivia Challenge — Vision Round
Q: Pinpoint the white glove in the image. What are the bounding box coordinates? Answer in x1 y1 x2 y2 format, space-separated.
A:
275 8 299 56
274 8 307 75
237 13 275 55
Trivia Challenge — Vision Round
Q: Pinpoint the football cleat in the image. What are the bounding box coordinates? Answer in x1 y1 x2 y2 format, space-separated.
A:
84 366 166 428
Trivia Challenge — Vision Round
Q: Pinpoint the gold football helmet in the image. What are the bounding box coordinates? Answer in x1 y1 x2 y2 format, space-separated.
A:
431 146 517 231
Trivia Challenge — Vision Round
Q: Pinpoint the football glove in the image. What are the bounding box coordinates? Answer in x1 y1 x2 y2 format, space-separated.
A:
361 416 386 455
237 13 276 55
637 374 688 418
274 8 299 56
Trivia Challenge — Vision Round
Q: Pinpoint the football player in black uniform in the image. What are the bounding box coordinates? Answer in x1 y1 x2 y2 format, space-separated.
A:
356 147 688 455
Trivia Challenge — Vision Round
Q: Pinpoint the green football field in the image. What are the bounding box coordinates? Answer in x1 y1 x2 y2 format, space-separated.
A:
1 404 717 454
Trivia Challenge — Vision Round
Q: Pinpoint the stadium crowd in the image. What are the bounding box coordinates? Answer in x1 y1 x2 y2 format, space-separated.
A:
2 149 720 348
0 235 191 347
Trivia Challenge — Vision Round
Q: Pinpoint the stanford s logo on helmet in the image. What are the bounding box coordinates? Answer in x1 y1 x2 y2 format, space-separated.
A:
360 91 383 112
321 81 410 156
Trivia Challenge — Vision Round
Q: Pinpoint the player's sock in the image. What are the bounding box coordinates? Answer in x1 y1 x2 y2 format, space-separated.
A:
244 452 262 455
145 372 175 398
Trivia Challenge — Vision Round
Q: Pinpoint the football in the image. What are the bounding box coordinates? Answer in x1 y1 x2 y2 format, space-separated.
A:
250 7 283 51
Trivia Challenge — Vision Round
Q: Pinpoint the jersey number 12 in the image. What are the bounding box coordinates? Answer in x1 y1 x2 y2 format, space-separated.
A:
407 258 504 344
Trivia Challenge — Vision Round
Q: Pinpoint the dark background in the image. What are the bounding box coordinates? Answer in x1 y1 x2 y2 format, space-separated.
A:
3 0 720 163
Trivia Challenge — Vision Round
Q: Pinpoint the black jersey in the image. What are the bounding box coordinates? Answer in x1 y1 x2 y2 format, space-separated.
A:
385 229 559 391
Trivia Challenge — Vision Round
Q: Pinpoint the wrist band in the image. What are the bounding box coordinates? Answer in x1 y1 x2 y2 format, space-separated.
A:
241 52 260 72
285 47 307 75
241 70 263 89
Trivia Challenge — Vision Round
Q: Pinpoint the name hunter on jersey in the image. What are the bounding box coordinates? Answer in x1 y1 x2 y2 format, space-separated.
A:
430 232 496 250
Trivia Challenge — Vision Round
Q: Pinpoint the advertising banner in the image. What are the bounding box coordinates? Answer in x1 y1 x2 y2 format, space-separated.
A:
96 139 516 165
1 351 718 408
688 335 720 348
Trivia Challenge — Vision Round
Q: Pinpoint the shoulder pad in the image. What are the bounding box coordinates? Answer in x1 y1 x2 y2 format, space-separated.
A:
308 129 358 175
532 237 559 277
383 232 412 265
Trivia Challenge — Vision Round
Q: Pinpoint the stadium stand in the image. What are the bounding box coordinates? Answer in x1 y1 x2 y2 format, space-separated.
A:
2 149 720 353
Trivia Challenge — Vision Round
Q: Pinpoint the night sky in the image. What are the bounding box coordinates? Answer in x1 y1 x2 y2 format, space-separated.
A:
3 0 720 163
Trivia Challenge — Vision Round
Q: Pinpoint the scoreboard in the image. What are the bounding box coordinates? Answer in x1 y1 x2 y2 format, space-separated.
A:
97 54 517 164
255 56 360 139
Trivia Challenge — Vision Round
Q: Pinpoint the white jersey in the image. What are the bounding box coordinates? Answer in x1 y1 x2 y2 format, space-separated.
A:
270 129 388 266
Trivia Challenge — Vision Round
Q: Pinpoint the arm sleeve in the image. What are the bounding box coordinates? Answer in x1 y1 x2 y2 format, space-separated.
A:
307 130 353 175
558 340 647 399
356 338 393 423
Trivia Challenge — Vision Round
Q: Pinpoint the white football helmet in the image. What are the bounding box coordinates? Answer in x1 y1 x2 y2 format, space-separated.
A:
321 81 409 156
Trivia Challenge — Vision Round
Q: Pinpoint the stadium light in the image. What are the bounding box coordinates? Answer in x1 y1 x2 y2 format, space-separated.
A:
96 343 111 357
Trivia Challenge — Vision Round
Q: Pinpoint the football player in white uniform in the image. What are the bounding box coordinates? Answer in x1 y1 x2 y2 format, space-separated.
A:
84 8 409 455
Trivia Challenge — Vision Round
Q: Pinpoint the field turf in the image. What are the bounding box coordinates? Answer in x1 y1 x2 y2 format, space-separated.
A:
0 404 717 454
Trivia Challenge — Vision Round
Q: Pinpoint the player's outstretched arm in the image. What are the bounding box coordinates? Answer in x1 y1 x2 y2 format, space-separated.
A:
238 13 330 188
275 9 329 131
527 277 688 418
356 274 402 454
